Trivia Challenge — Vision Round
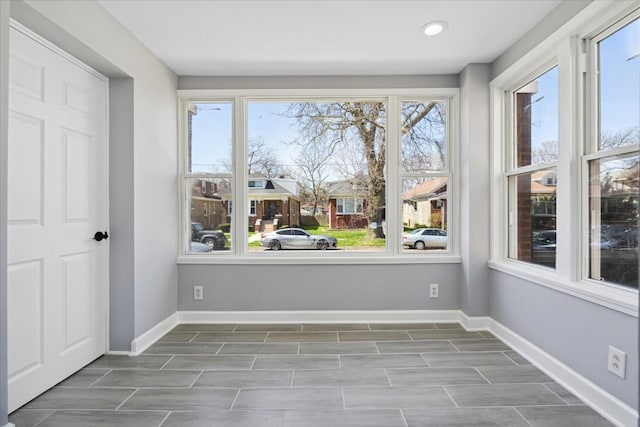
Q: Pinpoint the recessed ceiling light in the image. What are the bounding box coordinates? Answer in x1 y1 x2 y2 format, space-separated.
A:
423 21 448 37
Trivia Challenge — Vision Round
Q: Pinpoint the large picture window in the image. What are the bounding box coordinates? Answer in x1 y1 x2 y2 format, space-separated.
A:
180 92 456 259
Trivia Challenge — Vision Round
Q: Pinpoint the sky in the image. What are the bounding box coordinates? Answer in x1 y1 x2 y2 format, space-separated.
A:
190 17 639 176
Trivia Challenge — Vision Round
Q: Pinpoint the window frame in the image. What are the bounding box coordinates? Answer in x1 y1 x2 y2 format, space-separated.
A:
489 1 639 316
582 11 640 290
336 197 364 215
178 89 460 264
504 63 559 268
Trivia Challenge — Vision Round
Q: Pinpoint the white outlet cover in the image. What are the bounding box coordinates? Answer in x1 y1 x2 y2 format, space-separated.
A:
607 346 626 379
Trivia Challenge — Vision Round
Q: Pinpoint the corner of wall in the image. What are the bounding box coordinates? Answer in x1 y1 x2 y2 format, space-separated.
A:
0 1 10 423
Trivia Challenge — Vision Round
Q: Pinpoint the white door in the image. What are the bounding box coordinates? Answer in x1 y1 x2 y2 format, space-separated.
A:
7 24 108 412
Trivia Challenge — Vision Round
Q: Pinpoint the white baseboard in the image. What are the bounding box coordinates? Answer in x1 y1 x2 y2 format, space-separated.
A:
489 319 638 427
177 310 461 324
4 423 16 427
130 312 179 356
105 350 132 356
459 312 491 330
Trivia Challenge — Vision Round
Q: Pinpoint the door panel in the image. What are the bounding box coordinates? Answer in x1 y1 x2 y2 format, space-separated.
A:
8 25 108 412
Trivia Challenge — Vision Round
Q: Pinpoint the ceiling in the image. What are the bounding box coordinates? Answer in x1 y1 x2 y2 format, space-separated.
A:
97 0 562 77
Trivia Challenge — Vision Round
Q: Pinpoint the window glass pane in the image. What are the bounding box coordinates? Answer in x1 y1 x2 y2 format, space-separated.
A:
515 67 559 167
188 102 233 173
402 177 448 251
509 169 557 268
598 18 639 150
187 178 231 252
247 101 386 253
588 154 638 288
401 101 447 172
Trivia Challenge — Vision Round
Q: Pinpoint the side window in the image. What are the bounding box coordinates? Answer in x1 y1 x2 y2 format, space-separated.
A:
185 102 233 253
587 16 639 288
507 67 559 269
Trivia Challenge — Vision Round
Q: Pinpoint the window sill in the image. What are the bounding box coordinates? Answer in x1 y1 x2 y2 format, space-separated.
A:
178 253 462 265
488 259 638 317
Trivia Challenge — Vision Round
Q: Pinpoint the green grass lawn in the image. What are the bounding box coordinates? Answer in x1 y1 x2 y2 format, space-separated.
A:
247 225 385 248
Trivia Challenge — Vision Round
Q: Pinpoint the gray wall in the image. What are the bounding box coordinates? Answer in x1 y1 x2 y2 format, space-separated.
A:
179 264 461 311
459 64 490 317
1 1 10 424
109 78 135 350
489 271 638 408
8 0 179 349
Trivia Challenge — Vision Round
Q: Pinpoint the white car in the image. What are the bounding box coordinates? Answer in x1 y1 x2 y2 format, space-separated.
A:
402 228 447 250
260 228 338 251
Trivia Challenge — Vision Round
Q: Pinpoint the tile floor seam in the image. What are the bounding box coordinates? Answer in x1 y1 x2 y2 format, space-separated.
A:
448 339 461 352
249 355 258 369
263 333 269 343
419 353 431 367
341 386 346 410
473 367 492 385
31 409 55 427
512 407 535 427
541 382 572 405
157 411 172 427
158 355 175 370
114 388 139 411
188 332 199 343
441 385 460 408
87 369 112 387
290 370 295 387
228 388 242 411
383 368 393 386
188 370 204 388
399 408 409 427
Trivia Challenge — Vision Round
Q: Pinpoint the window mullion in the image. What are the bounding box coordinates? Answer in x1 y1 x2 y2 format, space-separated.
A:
234 97 247 255
387 96 400 255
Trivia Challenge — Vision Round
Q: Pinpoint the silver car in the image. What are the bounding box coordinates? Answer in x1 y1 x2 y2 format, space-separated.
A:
261 228 338 251
402 228 447 250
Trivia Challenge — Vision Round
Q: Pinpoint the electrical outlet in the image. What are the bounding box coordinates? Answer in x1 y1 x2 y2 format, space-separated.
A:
429 283 439 298
607 346 626 379
193 285 204 301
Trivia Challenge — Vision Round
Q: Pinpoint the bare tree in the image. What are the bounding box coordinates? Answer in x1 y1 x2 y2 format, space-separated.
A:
293 136 334 216
287 101 442 237
247 137 290 178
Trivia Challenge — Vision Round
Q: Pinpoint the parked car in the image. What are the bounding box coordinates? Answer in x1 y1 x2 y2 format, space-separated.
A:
189 241 212 252
260 228 337 251
191 222 226 250
532 230 556 251
402 228 447 250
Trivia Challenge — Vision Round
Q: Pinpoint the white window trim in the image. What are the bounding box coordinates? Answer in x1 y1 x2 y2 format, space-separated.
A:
178 88 460 264
489 0 639 316
336 197 364 215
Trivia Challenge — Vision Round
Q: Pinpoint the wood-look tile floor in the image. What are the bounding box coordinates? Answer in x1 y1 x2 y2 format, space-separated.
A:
10 323 613 426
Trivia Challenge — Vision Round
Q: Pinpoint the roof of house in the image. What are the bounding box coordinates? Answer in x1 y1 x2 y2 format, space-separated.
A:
402 177 448 201
327 177 368 197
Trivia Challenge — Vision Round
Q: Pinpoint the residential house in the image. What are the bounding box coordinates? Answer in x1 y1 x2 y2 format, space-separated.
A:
402 176 448 229
190 179 226 230
245 174 301 231
327 177 369 229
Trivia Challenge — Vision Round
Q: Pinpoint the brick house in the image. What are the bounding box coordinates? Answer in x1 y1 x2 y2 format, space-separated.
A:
327 177 369 229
